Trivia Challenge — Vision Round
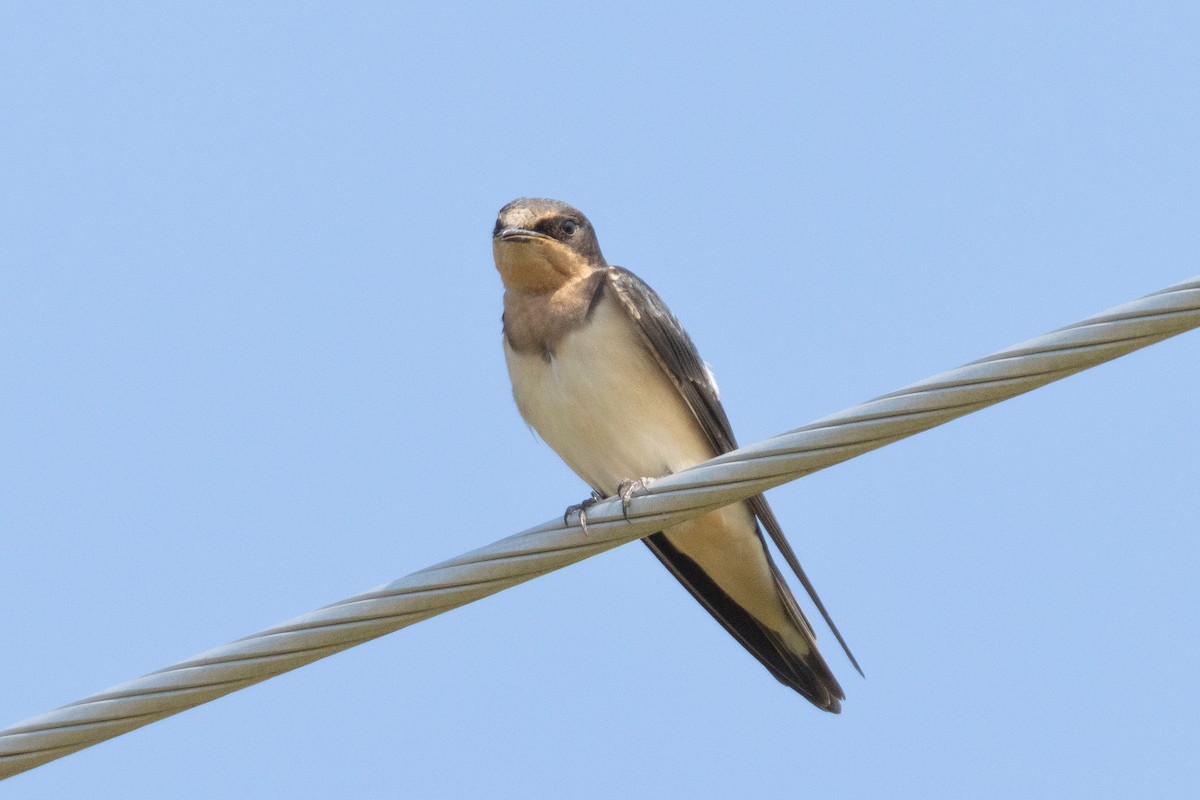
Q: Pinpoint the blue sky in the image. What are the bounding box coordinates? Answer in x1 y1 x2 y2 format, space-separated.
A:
2 2 1198 797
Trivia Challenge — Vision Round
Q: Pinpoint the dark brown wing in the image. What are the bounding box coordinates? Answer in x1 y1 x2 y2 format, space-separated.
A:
606 266 862 690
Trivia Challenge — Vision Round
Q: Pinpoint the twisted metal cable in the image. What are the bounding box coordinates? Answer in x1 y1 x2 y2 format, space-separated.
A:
2 276 1198 779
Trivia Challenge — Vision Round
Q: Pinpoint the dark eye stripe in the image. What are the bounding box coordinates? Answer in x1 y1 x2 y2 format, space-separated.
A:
532 218 559 236
527 216 585 242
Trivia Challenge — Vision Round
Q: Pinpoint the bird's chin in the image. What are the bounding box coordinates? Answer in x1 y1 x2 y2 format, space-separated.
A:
493 240 576 292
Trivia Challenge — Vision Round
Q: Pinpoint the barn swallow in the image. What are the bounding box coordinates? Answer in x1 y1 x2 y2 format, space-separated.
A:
493 197 858 711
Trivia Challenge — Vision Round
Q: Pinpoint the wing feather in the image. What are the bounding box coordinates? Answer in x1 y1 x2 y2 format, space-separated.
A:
606 266 861 681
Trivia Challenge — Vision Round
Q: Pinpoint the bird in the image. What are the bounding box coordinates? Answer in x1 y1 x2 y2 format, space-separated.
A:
492 197 857 711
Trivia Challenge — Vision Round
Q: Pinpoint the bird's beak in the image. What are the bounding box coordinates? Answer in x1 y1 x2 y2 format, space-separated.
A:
495 226 550 243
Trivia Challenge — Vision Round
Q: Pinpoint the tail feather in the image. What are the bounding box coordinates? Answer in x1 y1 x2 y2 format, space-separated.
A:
643 531 844 712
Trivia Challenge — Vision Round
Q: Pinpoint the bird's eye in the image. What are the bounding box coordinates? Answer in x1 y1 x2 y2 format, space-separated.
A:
561 219 578 236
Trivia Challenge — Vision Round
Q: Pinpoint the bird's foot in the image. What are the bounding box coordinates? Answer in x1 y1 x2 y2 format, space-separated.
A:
615 478 651 521
564 490 605 535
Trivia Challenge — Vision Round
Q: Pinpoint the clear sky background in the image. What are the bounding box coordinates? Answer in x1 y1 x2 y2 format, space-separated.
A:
2 3 1198 797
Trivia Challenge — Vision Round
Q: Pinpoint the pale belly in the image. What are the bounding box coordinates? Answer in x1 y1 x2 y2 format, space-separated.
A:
504 295 712 494
503 295 796 634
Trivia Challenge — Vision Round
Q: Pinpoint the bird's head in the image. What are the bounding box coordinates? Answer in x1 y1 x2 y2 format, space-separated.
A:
492 198 606 293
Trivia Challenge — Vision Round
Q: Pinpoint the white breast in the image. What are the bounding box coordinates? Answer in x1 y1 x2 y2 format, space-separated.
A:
504 293 713 495
504 292 797 633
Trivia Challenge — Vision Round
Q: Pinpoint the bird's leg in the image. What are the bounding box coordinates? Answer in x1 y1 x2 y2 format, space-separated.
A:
564 490 604 535
615 477 651 521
